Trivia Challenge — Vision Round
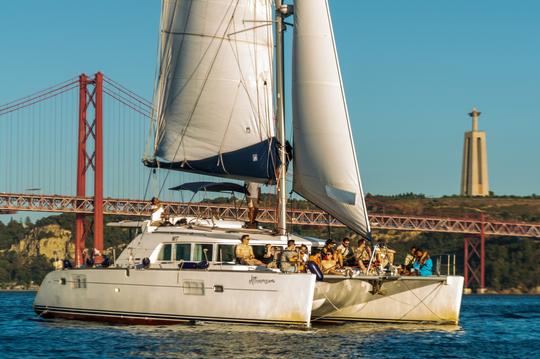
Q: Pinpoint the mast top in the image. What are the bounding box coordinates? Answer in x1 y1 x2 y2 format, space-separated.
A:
277 3 294 16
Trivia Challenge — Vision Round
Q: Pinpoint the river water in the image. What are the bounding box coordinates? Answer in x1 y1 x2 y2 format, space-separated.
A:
0 292 538 358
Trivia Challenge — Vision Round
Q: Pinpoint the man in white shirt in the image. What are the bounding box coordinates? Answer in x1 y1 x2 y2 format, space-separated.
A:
150 197 165 226
336 237 356 267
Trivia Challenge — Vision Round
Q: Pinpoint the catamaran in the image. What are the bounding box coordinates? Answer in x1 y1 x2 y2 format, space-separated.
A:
34 0 463 327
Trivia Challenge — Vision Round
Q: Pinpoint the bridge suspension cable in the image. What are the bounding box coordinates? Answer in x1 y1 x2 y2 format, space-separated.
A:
0 77 79 116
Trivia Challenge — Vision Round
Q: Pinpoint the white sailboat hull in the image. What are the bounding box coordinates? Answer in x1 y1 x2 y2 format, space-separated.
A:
34 268 317 327
313 275 464 324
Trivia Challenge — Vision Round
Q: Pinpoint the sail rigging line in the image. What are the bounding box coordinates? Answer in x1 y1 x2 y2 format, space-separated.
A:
228 39 269 144
232 8 262 141
216 82 242 168
216 1 273 147
262 1 273 142
323 0 371 236
398 280 446 321
311 293 344 322
163 30 271 46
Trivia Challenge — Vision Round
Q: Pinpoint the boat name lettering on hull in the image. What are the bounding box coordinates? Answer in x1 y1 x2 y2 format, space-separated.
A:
249 275 275 286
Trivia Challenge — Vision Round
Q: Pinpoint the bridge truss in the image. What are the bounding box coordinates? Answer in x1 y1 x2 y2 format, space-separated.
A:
1 192 539 238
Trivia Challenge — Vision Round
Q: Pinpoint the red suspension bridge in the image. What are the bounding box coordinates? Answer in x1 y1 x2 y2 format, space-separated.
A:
1 73 539 292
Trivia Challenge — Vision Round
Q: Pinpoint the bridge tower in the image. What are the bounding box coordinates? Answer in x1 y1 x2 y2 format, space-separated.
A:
464 213 486 293
75 73 104 266
460 107 489 196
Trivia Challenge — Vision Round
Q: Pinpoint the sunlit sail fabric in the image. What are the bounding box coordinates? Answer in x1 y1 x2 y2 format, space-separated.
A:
292 0 371 237
151 0 277 183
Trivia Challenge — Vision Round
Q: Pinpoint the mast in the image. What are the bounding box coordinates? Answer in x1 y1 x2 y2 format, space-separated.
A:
275 0 292 235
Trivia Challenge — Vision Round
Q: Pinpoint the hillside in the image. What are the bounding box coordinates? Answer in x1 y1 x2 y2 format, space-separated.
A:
365 195 540 222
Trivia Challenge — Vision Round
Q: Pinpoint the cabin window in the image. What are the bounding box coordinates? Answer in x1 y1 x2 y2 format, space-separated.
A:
175 244 191 261
158 243 172 261
193 243 213 261
217 244 235 262
71 275 87 289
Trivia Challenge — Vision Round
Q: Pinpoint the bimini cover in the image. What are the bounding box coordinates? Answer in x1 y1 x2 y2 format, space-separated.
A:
169 181 247 194
152 0 277 183
292 0 371 238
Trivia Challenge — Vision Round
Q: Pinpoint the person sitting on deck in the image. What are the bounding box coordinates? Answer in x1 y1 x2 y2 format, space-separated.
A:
150 197 165 226
260 244 274 265
260 244 279 269
308 250 322 268
53 251 63 270
235 235 264 266
320 251 341 275
280 240 298 273
321 239 337 259
355 238 372 273
296 245 309 273
399 246 417 275
412 248 433 276
271 246 283 269
82 248 94 267
375 240 396 270
336 237 356 267
53 257 64 270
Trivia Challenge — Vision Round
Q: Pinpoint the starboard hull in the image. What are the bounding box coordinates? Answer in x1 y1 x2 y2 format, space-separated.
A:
313 275 464 324
34 268 317 327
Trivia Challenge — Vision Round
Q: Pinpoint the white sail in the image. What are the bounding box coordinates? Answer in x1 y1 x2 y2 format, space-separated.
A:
152 0 277 182
292 0 371 237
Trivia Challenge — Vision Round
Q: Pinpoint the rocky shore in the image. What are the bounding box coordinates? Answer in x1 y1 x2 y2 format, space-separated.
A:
0 283 40 291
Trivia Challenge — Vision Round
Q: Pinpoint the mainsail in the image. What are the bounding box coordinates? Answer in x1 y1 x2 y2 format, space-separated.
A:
292 0 371 237
151 0 277 183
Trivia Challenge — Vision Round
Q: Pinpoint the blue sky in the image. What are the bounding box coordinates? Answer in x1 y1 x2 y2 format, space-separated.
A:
0 0 539 197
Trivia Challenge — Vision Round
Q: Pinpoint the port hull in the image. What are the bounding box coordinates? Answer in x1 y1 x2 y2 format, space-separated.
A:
34 268 316 327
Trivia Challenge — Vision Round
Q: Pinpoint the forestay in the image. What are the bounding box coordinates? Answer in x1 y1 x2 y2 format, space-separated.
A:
152 0 277 183
292 0 371 237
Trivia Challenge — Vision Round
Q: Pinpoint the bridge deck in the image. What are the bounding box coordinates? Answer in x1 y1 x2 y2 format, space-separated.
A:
1 192 539 238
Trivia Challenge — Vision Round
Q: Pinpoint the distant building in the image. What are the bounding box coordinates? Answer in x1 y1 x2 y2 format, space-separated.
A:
460 107 489 196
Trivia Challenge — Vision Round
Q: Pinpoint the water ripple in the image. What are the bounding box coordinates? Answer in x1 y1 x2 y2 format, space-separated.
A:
1 292 538 358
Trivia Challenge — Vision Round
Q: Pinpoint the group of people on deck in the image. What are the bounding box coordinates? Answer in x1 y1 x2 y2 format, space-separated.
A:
149 195 433 276
399 246 433 276
234 235 433 276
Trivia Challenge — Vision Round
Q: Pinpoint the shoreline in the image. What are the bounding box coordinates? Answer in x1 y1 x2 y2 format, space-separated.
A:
0 284 39 292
